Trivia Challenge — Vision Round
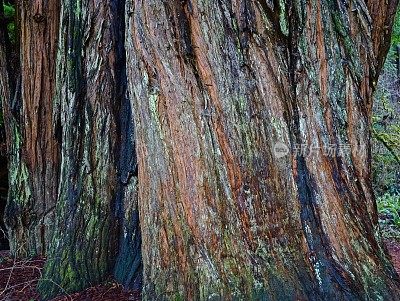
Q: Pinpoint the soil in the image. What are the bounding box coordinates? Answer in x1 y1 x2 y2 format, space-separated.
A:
0 241 400 301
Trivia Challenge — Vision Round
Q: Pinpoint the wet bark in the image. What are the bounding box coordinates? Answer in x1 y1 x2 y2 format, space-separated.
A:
126 0 400 300
38 0 140 298
2 0 399 299
0 0 60 257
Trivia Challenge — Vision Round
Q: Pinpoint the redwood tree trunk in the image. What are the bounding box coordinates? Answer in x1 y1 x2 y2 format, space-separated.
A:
2 0 399 300
0 0 60 257
38 0 140 298
126 0 400 300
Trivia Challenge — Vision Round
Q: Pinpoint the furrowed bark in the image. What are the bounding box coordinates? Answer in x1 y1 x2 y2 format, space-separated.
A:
126 0 400 300
38 0 141 298
1 0 60 257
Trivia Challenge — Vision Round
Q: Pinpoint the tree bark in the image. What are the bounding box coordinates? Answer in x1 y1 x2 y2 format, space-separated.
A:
0 0 60 257
38 0 141 298
2 0 399 300
126 0 400 300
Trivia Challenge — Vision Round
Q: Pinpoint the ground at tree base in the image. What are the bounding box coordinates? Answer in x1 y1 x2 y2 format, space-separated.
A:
0 251 141 301
386 240 400 276
0 241 399 301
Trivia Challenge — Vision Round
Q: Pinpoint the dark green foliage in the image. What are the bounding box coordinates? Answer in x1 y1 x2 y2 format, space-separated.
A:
377 193 400 239
373 7 400 237
372 94 400 195
3 2 13 20
391 9 400 46
373 69 400 193
2 2 15 44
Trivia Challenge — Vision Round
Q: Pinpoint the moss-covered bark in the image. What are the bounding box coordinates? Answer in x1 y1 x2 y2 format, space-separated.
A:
37 0 141 299
126 0 400 300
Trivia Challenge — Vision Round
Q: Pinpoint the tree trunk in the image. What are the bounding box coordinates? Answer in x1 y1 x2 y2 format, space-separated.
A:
126 0 400 300
38 0 141 298
0 0 17 252
0 0 60 257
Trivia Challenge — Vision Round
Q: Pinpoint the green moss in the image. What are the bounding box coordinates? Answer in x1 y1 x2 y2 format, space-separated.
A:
279 0 289 36
172 293 185 301
86 215 98 239
74 0 81 16
8 127 32 207
390 7 400 45
148 86 165 141
149 92 158 121
331 12 363 80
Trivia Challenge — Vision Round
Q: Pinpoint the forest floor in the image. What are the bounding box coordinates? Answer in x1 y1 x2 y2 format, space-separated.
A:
0 251 141 301
386 239 400 275
0 240 399 301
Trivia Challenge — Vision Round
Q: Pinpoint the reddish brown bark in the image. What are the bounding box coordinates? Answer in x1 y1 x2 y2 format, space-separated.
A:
367 0 399 73
1 0 60 257
126 0 400 299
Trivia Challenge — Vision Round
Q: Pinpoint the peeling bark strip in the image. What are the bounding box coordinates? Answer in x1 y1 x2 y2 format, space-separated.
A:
38 0 140 298
127 0 400 300
0 0 60 257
